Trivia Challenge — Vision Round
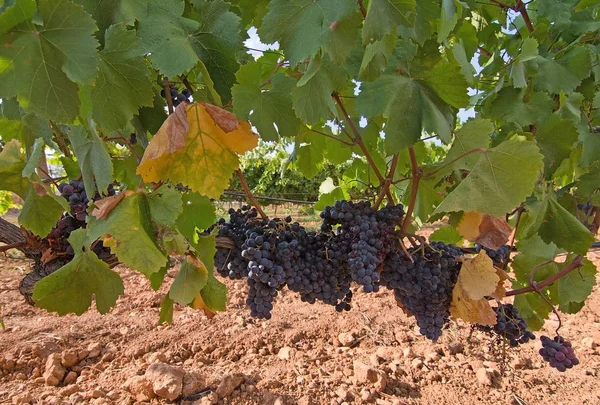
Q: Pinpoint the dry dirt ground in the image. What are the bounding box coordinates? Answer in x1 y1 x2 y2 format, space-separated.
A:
0 249 599 405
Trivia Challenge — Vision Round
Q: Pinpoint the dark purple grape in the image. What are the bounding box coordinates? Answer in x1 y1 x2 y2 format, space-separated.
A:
62 185 74 196
539 335 579 372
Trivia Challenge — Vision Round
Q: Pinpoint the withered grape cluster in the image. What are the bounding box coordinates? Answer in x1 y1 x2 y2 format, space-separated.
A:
47 180 115 255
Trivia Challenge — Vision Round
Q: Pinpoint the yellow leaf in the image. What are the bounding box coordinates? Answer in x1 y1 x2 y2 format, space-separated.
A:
491 267 508 299
458 251 499 300
457 211 482 240
91 192 130 219
450 283 496 325
191 293 217 319
136 103 258 199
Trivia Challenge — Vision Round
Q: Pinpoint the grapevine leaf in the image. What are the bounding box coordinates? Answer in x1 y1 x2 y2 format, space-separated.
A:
113 155 142 191
259 0 358 66
557 255 597 313
32 229 124 315
196 234 226 312
324 12 362 65
359 33 396 82
578 161 600 205
91 24 154 131
401 176 444 222
433 137 544 216
437 0 461 43
440 118 493 174
177 192 216 243
91 192 127 220
136 103 258 199
191 293 217 318
429 225 463 245
0 139 29 195
512 236 561 283
292 56 348 125
314 178 348 211
518 197 594 255
396 0 439 45
22 138 45 178
19 187 64 237
68 125 113 197
21 113 59 152
137 0 241 101
532 47 593 94
450 278 496 325
575 0 600 11
513 289 552 331
169 255 209 305
486 88 553 127
357 74 454 152
458 252 499 300
579 128 600 166
87 192 169 277
362 0 416 44
0 0 99 122
419 60 469 108
159 228 189 255
457 212 511 249
159 294 174 324
0 0 36 36
535 114 579 177
295 130 327 179
232 62 303 141
147 185 183 227
149 266 168 291
557 91 584 124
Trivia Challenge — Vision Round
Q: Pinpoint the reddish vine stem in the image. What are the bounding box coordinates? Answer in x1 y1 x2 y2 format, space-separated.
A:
357 0 367 18
260 61 285 88
506 256 584 297
503 206 524 269
163 78 174 114
332 93 394 203
401 147 420 234
590 208 600 234
310 129 355 146
236 170 268 220
374 154 399 209
515 0 534 34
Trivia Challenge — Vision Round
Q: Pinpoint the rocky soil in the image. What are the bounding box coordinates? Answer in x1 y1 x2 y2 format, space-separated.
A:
0 250 599 405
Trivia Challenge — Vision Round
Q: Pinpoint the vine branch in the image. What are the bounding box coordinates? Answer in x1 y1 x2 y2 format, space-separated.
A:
236 170 268 220
374 153 399 209
401 147 420 234
332 93 394 203
310 129 355 146
357 0 367 18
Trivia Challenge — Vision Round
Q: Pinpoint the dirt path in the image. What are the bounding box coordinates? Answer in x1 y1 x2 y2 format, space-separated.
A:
0 251 599 405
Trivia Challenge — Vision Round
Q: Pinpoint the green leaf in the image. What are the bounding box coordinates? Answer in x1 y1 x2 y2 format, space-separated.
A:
295 131 326 179
518 196 594 255
68 125 113 197
314 177 348 211
259 0 358 66
533 47 593 94
420 60 469 108
578 161 600 205
429 225 463 245
292 56 347 124
402 176 444 222
437 0 461 43
19 187 65 237
87 192 169 277
0 0 99 122
397 0 439 45
149 266 168 291
147 185 183 227
113 155 142 191
357 74 454 152
21 138 45 178
512 236 561 283
433 137 544 216
362 0 416 44
359 33 396 82
32 229 124 315
556 91 584 124
137 0 241 102
557 255 597 313
159 294 174 324
536 115 579 177
21 113 59 152
486 88 553 127
0 139 29 195
200 275 227 312
513 289 552 331
575 0 600 12
0 0 36 36
91 24 154 131
441 118 493 173
233 62 303 141
519 38 539 62
169 256 209 305
177 192 215 243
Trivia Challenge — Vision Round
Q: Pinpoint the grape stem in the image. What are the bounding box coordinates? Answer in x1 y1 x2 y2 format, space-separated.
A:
332 93 394 204
310 129 355 146
163 78 174 114
503 205 524 269
529 265 563 335
401 147 420 234
236 169 268 220
357 0 367 18
374 153 399 209
506 256 584 296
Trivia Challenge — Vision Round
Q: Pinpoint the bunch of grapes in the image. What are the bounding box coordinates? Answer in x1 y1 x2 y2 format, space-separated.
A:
475 243 510 266
210 200 405 320
539 335 579 372
47 180 116 255
381 242 463 341
478 303 535 347
160 87 192 107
